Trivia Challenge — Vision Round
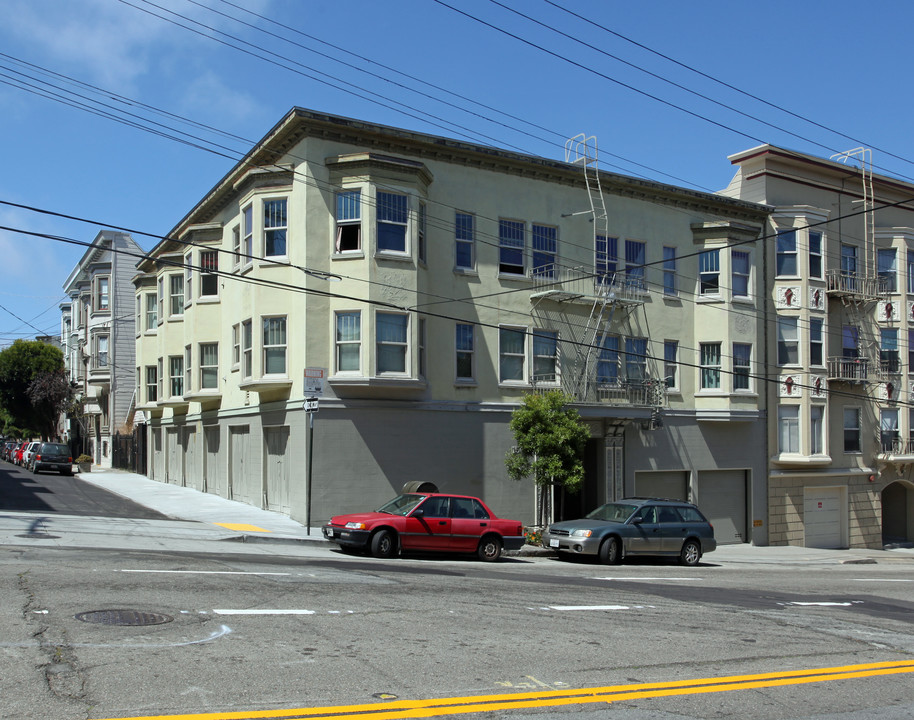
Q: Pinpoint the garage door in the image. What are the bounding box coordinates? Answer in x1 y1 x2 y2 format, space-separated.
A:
804 486 845 549
697 470 747 545
635 471 687 501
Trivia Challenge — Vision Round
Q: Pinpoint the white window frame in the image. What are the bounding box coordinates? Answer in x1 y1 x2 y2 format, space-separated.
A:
241 319 252 379
263 198 288 258
145 365 157 403
376 312 409 374
232 224 241 269
878 248 898 293
184 345 192 394
531 224 557 279
810 317 824 367
145 293 157 331
335 311 361 374
699 342 721 390
200 342 218 390
417 202 427 265
455 323 475 382
809 231 823 279
733 342 751 391
200 250 219 298
664 340 678 391
169 355 184 398
498 219 525 276
776 230 798 277
532 330 558 384
810 405 825 455
699 249 720 296
241 204 253 268
499 326 526 384
335 189 362 253
844 407 861 453
169 274 184 317
732 250 750 298
662 246 676 296
377 191 408 254
624 239 646 290
94 275 110 313
262 316 287 376
778 405 800 454
455 212 475 271
95 334 109 369
777 316 799 366
185 253 193 305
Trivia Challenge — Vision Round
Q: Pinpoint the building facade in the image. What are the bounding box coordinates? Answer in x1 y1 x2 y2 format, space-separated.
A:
725 145 914 548
62 231 143 467
134 108 771 541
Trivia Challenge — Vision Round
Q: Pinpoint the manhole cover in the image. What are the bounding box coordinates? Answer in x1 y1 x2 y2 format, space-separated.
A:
75 610 174 626
16 533 60 539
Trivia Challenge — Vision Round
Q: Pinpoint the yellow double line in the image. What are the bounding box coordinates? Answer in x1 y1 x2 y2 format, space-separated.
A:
101 659 914 720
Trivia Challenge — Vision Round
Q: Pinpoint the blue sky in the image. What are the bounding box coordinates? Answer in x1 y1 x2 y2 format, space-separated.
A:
1 0 913 344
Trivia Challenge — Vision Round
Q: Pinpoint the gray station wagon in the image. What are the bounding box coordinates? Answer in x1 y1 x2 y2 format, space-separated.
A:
542 497 716 566
31 442 73 476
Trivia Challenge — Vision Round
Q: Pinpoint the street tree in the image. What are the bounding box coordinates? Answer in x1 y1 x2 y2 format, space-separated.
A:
0 340 67 439
505 390 589 525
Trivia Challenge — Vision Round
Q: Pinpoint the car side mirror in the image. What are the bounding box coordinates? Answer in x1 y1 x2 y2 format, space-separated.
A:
411 509 424 519
631 516 643 524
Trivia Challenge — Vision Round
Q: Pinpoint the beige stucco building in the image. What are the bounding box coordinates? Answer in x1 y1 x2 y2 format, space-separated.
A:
133 108 773 541
724 145 914 549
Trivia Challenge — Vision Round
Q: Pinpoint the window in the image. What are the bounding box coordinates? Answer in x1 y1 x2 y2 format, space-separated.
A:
145 365 157 403
624 337 647 381
377 192 408 253
417 202 427 264
878 248 897 292
418 318 427 378
455 323 474 381
232 225 241 269
733 343 751 391
200 250 218 297
777 316 799 365
169 356 184 398
908 250 914 294
336 311 361 373
909 329 914 372
597 335 620 384
455 212 475 270
262 316 287 375
242 205 253 265
732 250 750 298
841 244 858 276
499 220 525 275
625 239 646 289
881 408 900 452
776 230 797 276
499 327 525 382
185 254 193 304
881 328 899 373
664 340 678 389
596 235 617 284
809 318 824 366
263 199 287 257
778 405 800 454
232 324 240 369
96 335 109 368
809 231 823 279
200 343 218 390
377 313 408 373
532 225 557 278
94 276 109 312
842 325 859 358
157 277 164 321
241 320 252 379
169 274 184 316
336 190 361 252
157 358 163 399
844 407 861 453
662 246 676 296
135 296 141 333
145 293 157 331
533 330 558 383
700 343 721 389
810 405 825 455
185 345 192 394
699 249 720 295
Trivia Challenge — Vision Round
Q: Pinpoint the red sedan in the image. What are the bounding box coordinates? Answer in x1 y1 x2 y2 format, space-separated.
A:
323 492 525 562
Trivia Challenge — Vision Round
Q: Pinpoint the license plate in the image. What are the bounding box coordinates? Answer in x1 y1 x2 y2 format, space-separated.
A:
549 538 559 548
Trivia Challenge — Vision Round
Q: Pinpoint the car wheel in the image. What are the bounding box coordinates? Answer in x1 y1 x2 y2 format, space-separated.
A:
370 529 397 559
679 539 702 566
599 537 622 565
477 535 503 562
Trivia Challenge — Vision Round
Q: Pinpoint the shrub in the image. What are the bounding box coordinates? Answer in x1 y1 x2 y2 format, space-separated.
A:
75 454 93 464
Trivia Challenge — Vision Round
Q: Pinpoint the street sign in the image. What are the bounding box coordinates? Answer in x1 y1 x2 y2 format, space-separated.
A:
304 367 325 397
304 398 319 413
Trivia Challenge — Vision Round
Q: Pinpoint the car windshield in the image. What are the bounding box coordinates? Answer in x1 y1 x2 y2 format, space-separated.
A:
376 494 427 516
585 503 639 523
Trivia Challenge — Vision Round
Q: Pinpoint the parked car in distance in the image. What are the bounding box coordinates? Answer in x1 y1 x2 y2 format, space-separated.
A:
1 441 18 461
31 442 73 476
323 492 525 561
13 440 30 466
21 441 41 470
542 497 716 566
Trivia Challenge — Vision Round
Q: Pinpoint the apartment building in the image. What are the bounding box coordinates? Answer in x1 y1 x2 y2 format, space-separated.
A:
133 108 770 540
62 230 143 466
724 145 914 549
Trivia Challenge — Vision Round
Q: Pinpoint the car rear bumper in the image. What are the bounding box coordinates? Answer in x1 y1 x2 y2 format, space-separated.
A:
502 535 526 551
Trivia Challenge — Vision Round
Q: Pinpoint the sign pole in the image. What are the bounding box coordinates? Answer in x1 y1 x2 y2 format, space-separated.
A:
306 407 314 534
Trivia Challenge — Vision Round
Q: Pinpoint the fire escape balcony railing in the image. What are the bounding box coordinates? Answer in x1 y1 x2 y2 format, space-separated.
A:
825 270 888 301
530 266 645 305
529 374 664 407
879 436 914 457
826 356 869 383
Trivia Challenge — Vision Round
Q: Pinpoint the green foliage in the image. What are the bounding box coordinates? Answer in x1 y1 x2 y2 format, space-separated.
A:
0 340 67 440
505 390 589 493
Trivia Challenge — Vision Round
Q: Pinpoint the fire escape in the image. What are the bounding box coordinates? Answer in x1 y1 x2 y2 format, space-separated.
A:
529 134 664 422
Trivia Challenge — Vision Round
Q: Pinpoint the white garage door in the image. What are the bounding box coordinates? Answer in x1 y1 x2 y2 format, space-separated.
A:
634 471 688 501
697 470 747 545
804 486 845 549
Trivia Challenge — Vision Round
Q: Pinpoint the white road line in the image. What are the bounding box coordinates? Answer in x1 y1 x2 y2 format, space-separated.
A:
117 570 291 576
545 605 654 612
783 602 855 607
595 577 701 581
854 578 912 582
213 609 316 615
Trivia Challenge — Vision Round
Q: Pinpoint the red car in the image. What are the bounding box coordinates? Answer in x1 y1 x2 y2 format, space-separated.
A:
323 492 525 562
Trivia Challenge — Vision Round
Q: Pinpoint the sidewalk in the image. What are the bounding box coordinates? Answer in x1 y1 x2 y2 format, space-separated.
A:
76 468 914 564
